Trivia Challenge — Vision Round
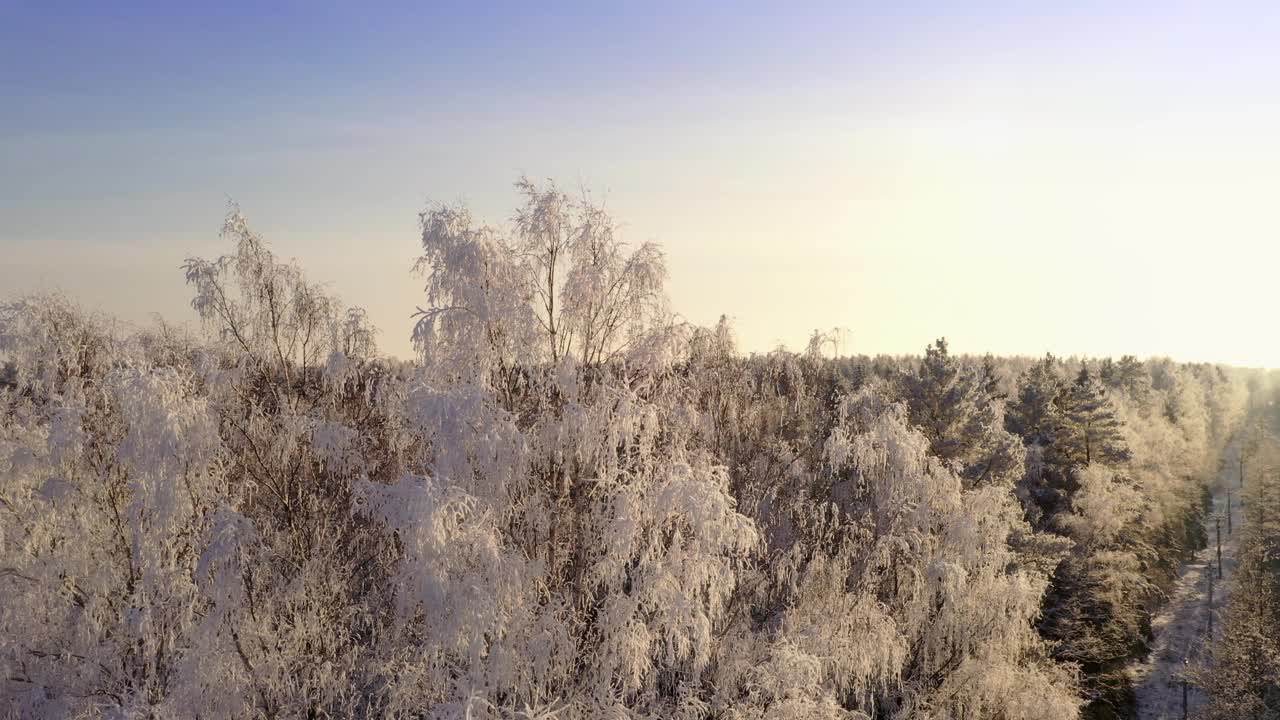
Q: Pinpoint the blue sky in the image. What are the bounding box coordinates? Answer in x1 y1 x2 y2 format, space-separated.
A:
5 2 1280 365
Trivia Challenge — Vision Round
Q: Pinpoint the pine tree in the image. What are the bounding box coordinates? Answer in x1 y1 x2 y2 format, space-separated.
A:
980 352 1005 399
901 337 973 462
1060 367 1131 466
1007 353 1063 446
1102 355 1152 410
1007 354 1080 523
1098 357 1116 385
900 338 1024 488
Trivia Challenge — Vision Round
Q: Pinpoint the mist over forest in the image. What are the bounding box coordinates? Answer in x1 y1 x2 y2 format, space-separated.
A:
2 180 1277 720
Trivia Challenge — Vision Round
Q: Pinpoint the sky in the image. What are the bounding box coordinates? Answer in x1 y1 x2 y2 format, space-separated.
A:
3 1 1280 367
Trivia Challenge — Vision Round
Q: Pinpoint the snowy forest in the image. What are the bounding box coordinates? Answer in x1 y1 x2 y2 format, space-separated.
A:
1 180 1277 720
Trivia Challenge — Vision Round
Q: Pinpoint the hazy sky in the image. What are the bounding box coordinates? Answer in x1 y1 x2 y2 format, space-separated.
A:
4 2 1280 366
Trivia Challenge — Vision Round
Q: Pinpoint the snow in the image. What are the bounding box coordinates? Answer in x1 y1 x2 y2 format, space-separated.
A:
0 194 1258 719
1131 442 1241 719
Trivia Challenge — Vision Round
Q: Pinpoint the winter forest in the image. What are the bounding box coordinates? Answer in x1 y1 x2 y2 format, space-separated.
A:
2 180 1278 720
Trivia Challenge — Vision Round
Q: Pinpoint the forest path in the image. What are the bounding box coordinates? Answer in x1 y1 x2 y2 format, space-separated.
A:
1130 449 1240 720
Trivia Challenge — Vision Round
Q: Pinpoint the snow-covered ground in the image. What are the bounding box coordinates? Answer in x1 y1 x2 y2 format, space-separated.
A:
1131 454 1240 719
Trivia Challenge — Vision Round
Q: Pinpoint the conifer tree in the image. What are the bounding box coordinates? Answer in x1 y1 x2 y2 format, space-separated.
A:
980 353 1005 400
1102 355 1152 410
1060 367 1131 466
1007 354 1063 447
900 338 1024 487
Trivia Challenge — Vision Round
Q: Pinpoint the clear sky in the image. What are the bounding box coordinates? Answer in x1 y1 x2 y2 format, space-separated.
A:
4 1 1280 366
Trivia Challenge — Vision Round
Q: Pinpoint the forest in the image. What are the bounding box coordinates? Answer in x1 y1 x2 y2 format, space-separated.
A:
1 179 1277 719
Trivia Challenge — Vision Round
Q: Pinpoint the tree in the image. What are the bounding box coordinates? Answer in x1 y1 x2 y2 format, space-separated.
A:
1101 355 1151 410
1059 367 1131 467
511 177 668 368
711 386 1079 720
1007 354 1064 446
980 353 1006 400
400 181 758 717
900 338 1024 488
184 207 377 381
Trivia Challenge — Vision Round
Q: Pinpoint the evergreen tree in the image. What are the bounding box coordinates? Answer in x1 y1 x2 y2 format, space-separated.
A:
1007 355 1082 524
1007 353 1064 446
1060 367 1131 466
1102 355 1152 410
900 338 1024 488
980 352 1005 400
1098 357 1116 385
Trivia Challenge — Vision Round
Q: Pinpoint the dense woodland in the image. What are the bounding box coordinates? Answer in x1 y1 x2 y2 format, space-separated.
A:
0 180 1272 719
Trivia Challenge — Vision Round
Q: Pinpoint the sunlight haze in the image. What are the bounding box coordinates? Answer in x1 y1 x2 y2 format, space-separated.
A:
4 1 1279 366
7 6 1280 719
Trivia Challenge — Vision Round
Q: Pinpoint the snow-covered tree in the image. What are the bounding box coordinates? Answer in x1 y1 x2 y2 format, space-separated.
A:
0 181 1260 720
389 182 757 717
1007 354 1064 448
1100 355 1152 412
1058 367 1130 467
900 338 1025 488
712 386 1079 719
